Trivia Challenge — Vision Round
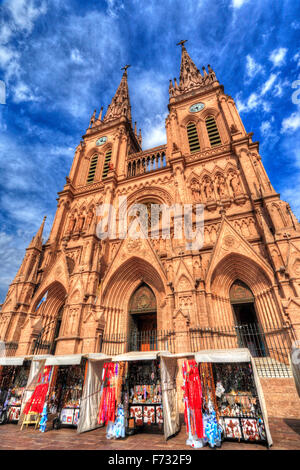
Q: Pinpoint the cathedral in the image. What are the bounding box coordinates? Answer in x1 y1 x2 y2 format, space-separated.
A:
1 42 300 419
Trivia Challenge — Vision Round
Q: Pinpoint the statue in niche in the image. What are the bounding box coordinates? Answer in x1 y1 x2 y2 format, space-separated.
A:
167 264 174 283
86 209 94 228
216 175 227 198
203 177 214 200
229 172 242 195
190 179 201 201
77 213 85 232
67 214 76 233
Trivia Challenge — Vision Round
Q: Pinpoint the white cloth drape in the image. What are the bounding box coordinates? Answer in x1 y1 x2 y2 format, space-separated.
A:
160 355 180 440
77 359 106 434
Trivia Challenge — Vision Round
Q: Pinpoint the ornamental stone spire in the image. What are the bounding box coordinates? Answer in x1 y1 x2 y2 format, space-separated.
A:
178 40 203 91
103 65 132 124
28 216 46 250
170 41 219 99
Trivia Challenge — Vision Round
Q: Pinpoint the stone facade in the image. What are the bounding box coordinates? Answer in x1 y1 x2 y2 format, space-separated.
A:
0 43 300 366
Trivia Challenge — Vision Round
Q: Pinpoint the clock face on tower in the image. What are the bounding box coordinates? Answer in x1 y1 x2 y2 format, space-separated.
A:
189 102 205 113
96 136 107 146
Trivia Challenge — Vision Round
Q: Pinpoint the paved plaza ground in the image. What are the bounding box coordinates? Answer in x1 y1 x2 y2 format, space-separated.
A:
0 417 299 450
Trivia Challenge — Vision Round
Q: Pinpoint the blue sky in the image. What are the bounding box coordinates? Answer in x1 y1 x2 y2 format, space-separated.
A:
0 0 299 302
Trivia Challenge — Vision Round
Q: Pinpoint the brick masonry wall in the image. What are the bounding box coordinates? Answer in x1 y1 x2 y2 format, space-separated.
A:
260 378 300 419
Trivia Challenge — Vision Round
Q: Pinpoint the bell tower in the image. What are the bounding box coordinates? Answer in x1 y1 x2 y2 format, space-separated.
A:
67 65 142 191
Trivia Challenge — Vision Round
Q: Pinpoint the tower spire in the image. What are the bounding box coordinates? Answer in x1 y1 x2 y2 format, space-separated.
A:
170 41 219 100
103 65 132 124
28 216 46 250
177 40 203 92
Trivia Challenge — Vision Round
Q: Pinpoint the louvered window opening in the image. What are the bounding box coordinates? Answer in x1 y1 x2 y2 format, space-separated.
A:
206 116 221 147
87 155 98 184
187 122 200 153
102 149 112 179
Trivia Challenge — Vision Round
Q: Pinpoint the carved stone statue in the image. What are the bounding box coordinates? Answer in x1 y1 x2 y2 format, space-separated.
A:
67 214 76 233
229 172 242 195
216 175 227 198
190 179 201 201
77 213 85 232
203 177 214 200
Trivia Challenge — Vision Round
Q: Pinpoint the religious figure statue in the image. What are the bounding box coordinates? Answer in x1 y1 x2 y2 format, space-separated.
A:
216 175 227 198
86 209 93 229
203 177 214 200
190 179 201 201
229 172 242 195
67 214 76 233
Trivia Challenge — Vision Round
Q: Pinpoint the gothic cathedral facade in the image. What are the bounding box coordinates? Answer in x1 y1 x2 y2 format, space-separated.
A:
1 42 300 359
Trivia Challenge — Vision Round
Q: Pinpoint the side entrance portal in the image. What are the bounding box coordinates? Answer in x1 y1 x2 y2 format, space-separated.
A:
129 284 157 351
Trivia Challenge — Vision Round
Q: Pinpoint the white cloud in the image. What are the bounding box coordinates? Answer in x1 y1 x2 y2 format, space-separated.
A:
236 91 266 113
269 47 288 67
281 110 300 133
293 52 300 68
231 0 249 8
0 24 13 45
70 49 84 64
261 73 278 96
245 55 264 79
0 45 16 67
6 0 47 33
12 81 40 103
143 113 167 149
260 120 271 136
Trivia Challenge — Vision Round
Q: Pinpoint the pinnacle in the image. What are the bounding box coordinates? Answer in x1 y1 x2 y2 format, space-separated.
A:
28 216 46 250
103 67 132 124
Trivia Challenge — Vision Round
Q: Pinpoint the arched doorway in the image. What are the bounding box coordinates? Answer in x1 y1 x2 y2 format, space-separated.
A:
128 283 157 351
230 280 267 356
49 305 64 354
31 281 66 355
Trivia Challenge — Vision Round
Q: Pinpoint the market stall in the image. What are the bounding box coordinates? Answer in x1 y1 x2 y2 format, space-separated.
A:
45 354 86 429
190 348 273 448
77 353 111 434
77 351 180 440
21 363 54 430
0 356 31 424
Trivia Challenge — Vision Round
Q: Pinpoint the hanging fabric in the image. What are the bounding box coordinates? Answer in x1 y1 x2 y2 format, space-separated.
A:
160 355 180 440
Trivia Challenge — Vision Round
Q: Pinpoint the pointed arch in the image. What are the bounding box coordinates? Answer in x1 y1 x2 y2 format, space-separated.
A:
101 256 167 336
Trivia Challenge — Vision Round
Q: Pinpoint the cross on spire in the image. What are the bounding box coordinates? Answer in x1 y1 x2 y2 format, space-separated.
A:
121 64 131 73
176 40 188 47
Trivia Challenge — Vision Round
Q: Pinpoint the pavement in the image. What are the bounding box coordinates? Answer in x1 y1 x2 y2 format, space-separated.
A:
0 417 299 450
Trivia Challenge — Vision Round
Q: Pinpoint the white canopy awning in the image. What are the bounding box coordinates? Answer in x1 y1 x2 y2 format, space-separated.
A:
0 356 25 366
25 354 52 361
84 353 112 362
195 348 251 363
45 354 83 366
112 350 170 362
160 352 195 359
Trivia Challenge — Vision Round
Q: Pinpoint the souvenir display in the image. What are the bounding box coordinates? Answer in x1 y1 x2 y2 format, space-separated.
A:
198 363 222 448
212 362 267 443
0 363 30 424
98 362 118 427
124 360 163 433
182 360 205 448
23 366 53 416
39 402 48 432
48 363 85 428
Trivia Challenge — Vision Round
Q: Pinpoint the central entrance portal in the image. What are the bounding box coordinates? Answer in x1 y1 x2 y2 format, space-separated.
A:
230 280 267 357
129 283 157 351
